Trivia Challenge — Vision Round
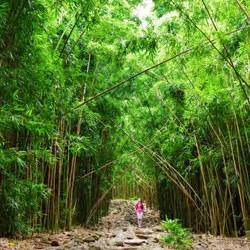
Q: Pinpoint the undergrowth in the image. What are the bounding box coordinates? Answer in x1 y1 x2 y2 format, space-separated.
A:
161 217 193 250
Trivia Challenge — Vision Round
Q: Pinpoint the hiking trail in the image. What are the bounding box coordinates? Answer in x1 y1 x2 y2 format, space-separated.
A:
1 200 250 250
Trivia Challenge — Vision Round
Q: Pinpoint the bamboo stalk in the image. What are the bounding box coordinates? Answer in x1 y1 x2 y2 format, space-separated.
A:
227 122 248 231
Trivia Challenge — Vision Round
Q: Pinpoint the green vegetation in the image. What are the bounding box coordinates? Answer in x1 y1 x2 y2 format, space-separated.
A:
0 0 249 237
161 217 193 250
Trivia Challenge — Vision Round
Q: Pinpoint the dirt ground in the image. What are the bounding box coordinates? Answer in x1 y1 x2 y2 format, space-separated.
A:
0 199 250 250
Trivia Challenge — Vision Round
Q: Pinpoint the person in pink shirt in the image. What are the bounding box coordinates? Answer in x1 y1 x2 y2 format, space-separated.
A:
135 198 144 227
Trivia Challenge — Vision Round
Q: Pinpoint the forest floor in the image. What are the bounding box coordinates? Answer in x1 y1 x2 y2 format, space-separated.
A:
1 199 250 250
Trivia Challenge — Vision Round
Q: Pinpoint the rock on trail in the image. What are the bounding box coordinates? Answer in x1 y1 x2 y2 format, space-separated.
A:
1 199 250 250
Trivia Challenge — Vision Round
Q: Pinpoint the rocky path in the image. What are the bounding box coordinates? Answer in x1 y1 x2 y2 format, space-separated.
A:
1 199 250 250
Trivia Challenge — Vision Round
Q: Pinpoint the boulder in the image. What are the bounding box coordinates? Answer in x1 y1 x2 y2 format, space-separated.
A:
83 236 96 243
135 234 151 239
124 239 146 246
51 240 60 246
114 240 124 246
152 226 164 232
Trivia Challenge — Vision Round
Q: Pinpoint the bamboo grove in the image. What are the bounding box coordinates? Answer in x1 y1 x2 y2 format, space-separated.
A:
0 0 249 237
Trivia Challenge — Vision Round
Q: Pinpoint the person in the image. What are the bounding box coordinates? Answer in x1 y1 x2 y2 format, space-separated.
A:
135 198 144 227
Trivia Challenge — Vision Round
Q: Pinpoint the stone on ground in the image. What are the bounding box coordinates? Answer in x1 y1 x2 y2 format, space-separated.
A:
1 199 250 250
124 239 146 246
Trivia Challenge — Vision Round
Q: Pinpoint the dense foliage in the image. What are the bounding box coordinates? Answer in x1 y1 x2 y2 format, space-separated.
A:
161 217 193 250
0 0 249 237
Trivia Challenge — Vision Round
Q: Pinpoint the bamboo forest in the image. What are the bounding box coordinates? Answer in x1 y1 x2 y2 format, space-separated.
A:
0 0 250 249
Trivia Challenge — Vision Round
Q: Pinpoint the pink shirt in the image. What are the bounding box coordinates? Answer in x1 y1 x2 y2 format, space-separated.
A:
135 201 144 213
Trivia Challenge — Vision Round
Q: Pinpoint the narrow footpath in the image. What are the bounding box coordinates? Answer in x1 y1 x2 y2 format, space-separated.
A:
1 200 250 250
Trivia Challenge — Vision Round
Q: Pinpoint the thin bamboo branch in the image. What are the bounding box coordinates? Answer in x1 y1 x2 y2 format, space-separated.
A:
234 0 250 21
65 27 245 114
59 14 80 58
170 0 250 105
200 0 250 89
54 13 76 53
